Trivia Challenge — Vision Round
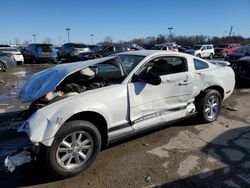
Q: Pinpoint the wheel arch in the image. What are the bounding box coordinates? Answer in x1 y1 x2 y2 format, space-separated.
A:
204 85 224 100
66 111 108 148
195 85 224 106
0 60 6 70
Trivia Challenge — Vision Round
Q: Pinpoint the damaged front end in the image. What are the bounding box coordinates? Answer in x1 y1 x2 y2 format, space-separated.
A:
3 130 38 173
4 56 126 173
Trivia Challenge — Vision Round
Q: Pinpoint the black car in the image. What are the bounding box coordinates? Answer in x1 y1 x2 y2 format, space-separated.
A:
78 44 128 61
0 52 16 72
231 56 250 81
225 46 250 63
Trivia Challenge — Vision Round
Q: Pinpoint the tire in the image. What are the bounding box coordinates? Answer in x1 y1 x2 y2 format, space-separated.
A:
30 56 36 64
197 54 201 58
196 89 222 123
209 53 213 59
67 54 71 62
44 120 101 178
0 61 5 72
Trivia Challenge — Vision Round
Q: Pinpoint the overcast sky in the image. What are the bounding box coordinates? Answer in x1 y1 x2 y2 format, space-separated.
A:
1 0 250 45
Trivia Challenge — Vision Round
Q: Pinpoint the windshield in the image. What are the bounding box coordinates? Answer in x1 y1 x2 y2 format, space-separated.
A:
235 47 250 54
117 54 145 73
193 45 202 50
73 44 87 48
89 45 104 52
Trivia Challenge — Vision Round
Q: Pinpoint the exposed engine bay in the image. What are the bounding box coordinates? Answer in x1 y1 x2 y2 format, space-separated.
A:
22 60 126 119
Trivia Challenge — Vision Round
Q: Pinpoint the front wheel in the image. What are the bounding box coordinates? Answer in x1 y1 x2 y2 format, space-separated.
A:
196 89 222 123
44 120 101 178
209 53 213 59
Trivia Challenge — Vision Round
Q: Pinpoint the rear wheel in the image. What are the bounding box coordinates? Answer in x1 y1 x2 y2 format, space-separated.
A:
43 120 101 178
196 89 222 123
209 53 213 59
197 54 201 58
0 61 5 72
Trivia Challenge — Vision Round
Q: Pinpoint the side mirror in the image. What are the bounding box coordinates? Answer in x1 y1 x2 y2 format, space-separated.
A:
133 72 161 86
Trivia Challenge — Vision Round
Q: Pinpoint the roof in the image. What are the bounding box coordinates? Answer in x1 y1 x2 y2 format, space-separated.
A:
116 50 179 56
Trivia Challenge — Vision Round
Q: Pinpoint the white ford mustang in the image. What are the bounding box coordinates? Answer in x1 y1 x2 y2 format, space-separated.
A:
6 50 235 178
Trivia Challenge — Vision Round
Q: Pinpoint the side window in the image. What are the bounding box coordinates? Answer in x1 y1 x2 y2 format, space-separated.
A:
201 46 206 51
61 45 66 50
194 59 209 70
207 46 212 50
142 56 187 76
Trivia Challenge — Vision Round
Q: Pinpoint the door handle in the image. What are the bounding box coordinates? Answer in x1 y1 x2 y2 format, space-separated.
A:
178 80 191 86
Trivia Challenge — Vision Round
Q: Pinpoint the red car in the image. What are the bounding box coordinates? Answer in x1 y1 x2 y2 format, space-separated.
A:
214 43 241 58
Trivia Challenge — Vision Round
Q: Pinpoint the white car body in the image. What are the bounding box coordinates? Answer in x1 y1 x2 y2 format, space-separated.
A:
18 50 235 147
0 47 24 64
185 45 215 58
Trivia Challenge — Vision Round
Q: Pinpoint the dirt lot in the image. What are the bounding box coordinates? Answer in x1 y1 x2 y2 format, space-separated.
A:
0 64 250 188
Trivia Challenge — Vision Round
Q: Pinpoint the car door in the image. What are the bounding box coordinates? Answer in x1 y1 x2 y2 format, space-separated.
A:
127 56 194 130
200 46 207 57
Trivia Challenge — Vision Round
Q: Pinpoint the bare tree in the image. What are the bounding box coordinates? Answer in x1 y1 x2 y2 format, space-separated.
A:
14 38 20 45
43 37 52 44
22 40 29 45
103 36 113 44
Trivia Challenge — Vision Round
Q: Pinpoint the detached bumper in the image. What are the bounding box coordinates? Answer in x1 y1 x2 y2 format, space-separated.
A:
4 150 32 172
3 136 38 173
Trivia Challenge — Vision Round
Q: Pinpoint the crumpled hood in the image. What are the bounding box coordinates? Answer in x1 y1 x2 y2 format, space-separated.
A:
19 56 115 102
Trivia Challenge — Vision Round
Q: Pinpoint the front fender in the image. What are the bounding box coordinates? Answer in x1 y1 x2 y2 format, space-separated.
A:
18 96 112 146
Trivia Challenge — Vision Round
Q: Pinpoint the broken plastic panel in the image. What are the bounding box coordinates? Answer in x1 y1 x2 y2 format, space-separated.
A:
4 150 32 172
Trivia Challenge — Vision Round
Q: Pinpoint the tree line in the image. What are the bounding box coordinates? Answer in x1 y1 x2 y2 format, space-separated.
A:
128 35 250 46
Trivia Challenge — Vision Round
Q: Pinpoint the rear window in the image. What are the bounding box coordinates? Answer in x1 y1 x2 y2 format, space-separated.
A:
73 44 87 48
36 44 53 52
235 47 250 54
194 59 209 70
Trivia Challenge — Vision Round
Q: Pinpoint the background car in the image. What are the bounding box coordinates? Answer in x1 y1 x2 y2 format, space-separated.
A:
78 44 128 61
25 43 58 63
230 56 250 83
58 43 90 62
98 44 127 56
0 52 16 72
225 46 250 63
185 44 214 59
214 43 241 58
0 47 24 65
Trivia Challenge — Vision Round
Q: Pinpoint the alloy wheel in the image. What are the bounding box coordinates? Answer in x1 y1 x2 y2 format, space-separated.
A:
204 95 219 120
56 131 93 170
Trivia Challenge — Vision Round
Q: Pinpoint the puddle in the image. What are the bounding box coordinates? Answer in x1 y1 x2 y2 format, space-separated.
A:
10 71 26 77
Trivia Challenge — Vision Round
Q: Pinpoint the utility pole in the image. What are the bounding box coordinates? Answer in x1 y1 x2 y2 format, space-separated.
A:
66 28 71 42
229 26 233 37
90 34 94 45
168 27 173 42
32 34 36 43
